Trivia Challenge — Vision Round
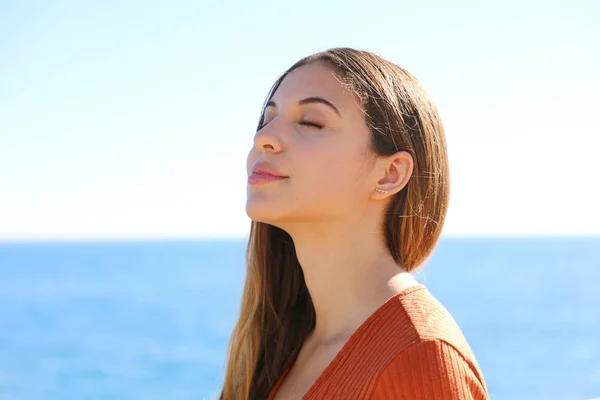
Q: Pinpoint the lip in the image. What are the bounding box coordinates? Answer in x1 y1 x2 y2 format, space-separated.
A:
249 161 288 185
251 161 288 177
248 173 287 185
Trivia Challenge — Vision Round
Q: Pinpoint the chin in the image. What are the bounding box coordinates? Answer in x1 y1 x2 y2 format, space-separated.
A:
245 199 284 225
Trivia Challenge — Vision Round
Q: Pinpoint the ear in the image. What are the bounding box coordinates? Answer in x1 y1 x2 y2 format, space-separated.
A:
372 151 414 198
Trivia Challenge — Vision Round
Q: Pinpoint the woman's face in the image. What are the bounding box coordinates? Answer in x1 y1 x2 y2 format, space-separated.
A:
246 62 378 226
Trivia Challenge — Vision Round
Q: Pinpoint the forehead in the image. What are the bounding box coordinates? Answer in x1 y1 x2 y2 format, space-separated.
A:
270 63 361 116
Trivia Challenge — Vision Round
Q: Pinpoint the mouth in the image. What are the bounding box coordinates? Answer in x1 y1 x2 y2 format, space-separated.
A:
248 172 288 185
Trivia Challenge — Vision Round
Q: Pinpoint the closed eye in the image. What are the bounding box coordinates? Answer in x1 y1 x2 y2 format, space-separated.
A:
299 121 323 129
257 120 323 131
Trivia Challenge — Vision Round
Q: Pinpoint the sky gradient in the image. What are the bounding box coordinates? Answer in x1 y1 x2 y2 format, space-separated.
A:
1 0 598 240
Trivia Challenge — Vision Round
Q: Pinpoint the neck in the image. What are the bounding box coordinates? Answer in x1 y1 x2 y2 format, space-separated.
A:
283 211 415 346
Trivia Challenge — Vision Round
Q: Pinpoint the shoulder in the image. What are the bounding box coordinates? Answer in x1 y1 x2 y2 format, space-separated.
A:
301 285 488 399
365 285 488 399
393 284 477 358
373 284 478 360
369 339 489 399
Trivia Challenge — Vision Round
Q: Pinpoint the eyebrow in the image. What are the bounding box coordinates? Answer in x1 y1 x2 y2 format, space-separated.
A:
266 96 341 117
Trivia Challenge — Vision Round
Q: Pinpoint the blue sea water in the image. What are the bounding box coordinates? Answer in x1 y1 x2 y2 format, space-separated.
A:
0 237 598 400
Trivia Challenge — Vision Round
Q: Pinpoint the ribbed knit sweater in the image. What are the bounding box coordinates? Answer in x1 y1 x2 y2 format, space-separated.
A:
267 284 488 399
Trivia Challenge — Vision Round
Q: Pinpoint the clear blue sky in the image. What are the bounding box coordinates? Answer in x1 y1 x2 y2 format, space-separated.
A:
1 0 598 240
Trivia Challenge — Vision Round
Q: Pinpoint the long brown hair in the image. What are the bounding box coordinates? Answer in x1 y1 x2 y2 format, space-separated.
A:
218 47 450 400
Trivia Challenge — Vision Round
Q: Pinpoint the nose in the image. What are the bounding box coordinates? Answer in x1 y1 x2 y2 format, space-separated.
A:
253 119 283 153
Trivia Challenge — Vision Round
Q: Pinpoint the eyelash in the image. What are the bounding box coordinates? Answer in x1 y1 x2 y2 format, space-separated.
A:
299 121 323 129
258 121 323 130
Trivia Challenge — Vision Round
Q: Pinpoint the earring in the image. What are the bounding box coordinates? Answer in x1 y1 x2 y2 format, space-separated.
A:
375 188 388 194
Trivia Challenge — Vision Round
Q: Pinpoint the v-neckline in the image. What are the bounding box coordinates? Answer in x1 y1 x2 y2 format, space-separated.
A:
269 284 426 400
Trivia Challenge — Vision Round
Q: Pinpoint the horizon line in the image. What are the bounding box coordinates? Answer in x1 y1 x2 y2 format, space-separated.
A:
0 233 598 245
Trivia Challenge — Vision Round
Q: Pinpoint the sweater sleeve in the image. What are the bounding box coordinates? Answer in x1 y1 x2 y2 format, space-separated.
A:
369 339 489 400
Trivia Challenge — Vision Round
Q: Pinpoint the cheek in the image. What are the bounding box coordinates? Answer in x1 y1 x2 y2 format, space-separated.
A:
295 144 365 190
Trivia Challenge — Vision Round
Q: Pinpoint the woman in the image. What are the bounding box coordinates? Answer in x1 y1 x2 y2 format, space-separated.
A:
218 47 488 399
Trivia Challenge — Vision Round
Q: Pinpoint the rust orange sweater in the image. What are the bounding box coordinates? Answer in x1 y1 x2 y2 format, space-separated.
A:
267 285 488 399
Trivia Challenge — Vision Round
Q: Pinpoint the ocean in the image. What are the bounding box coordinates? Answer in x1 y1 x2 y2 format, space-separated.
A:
0 237 598 399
